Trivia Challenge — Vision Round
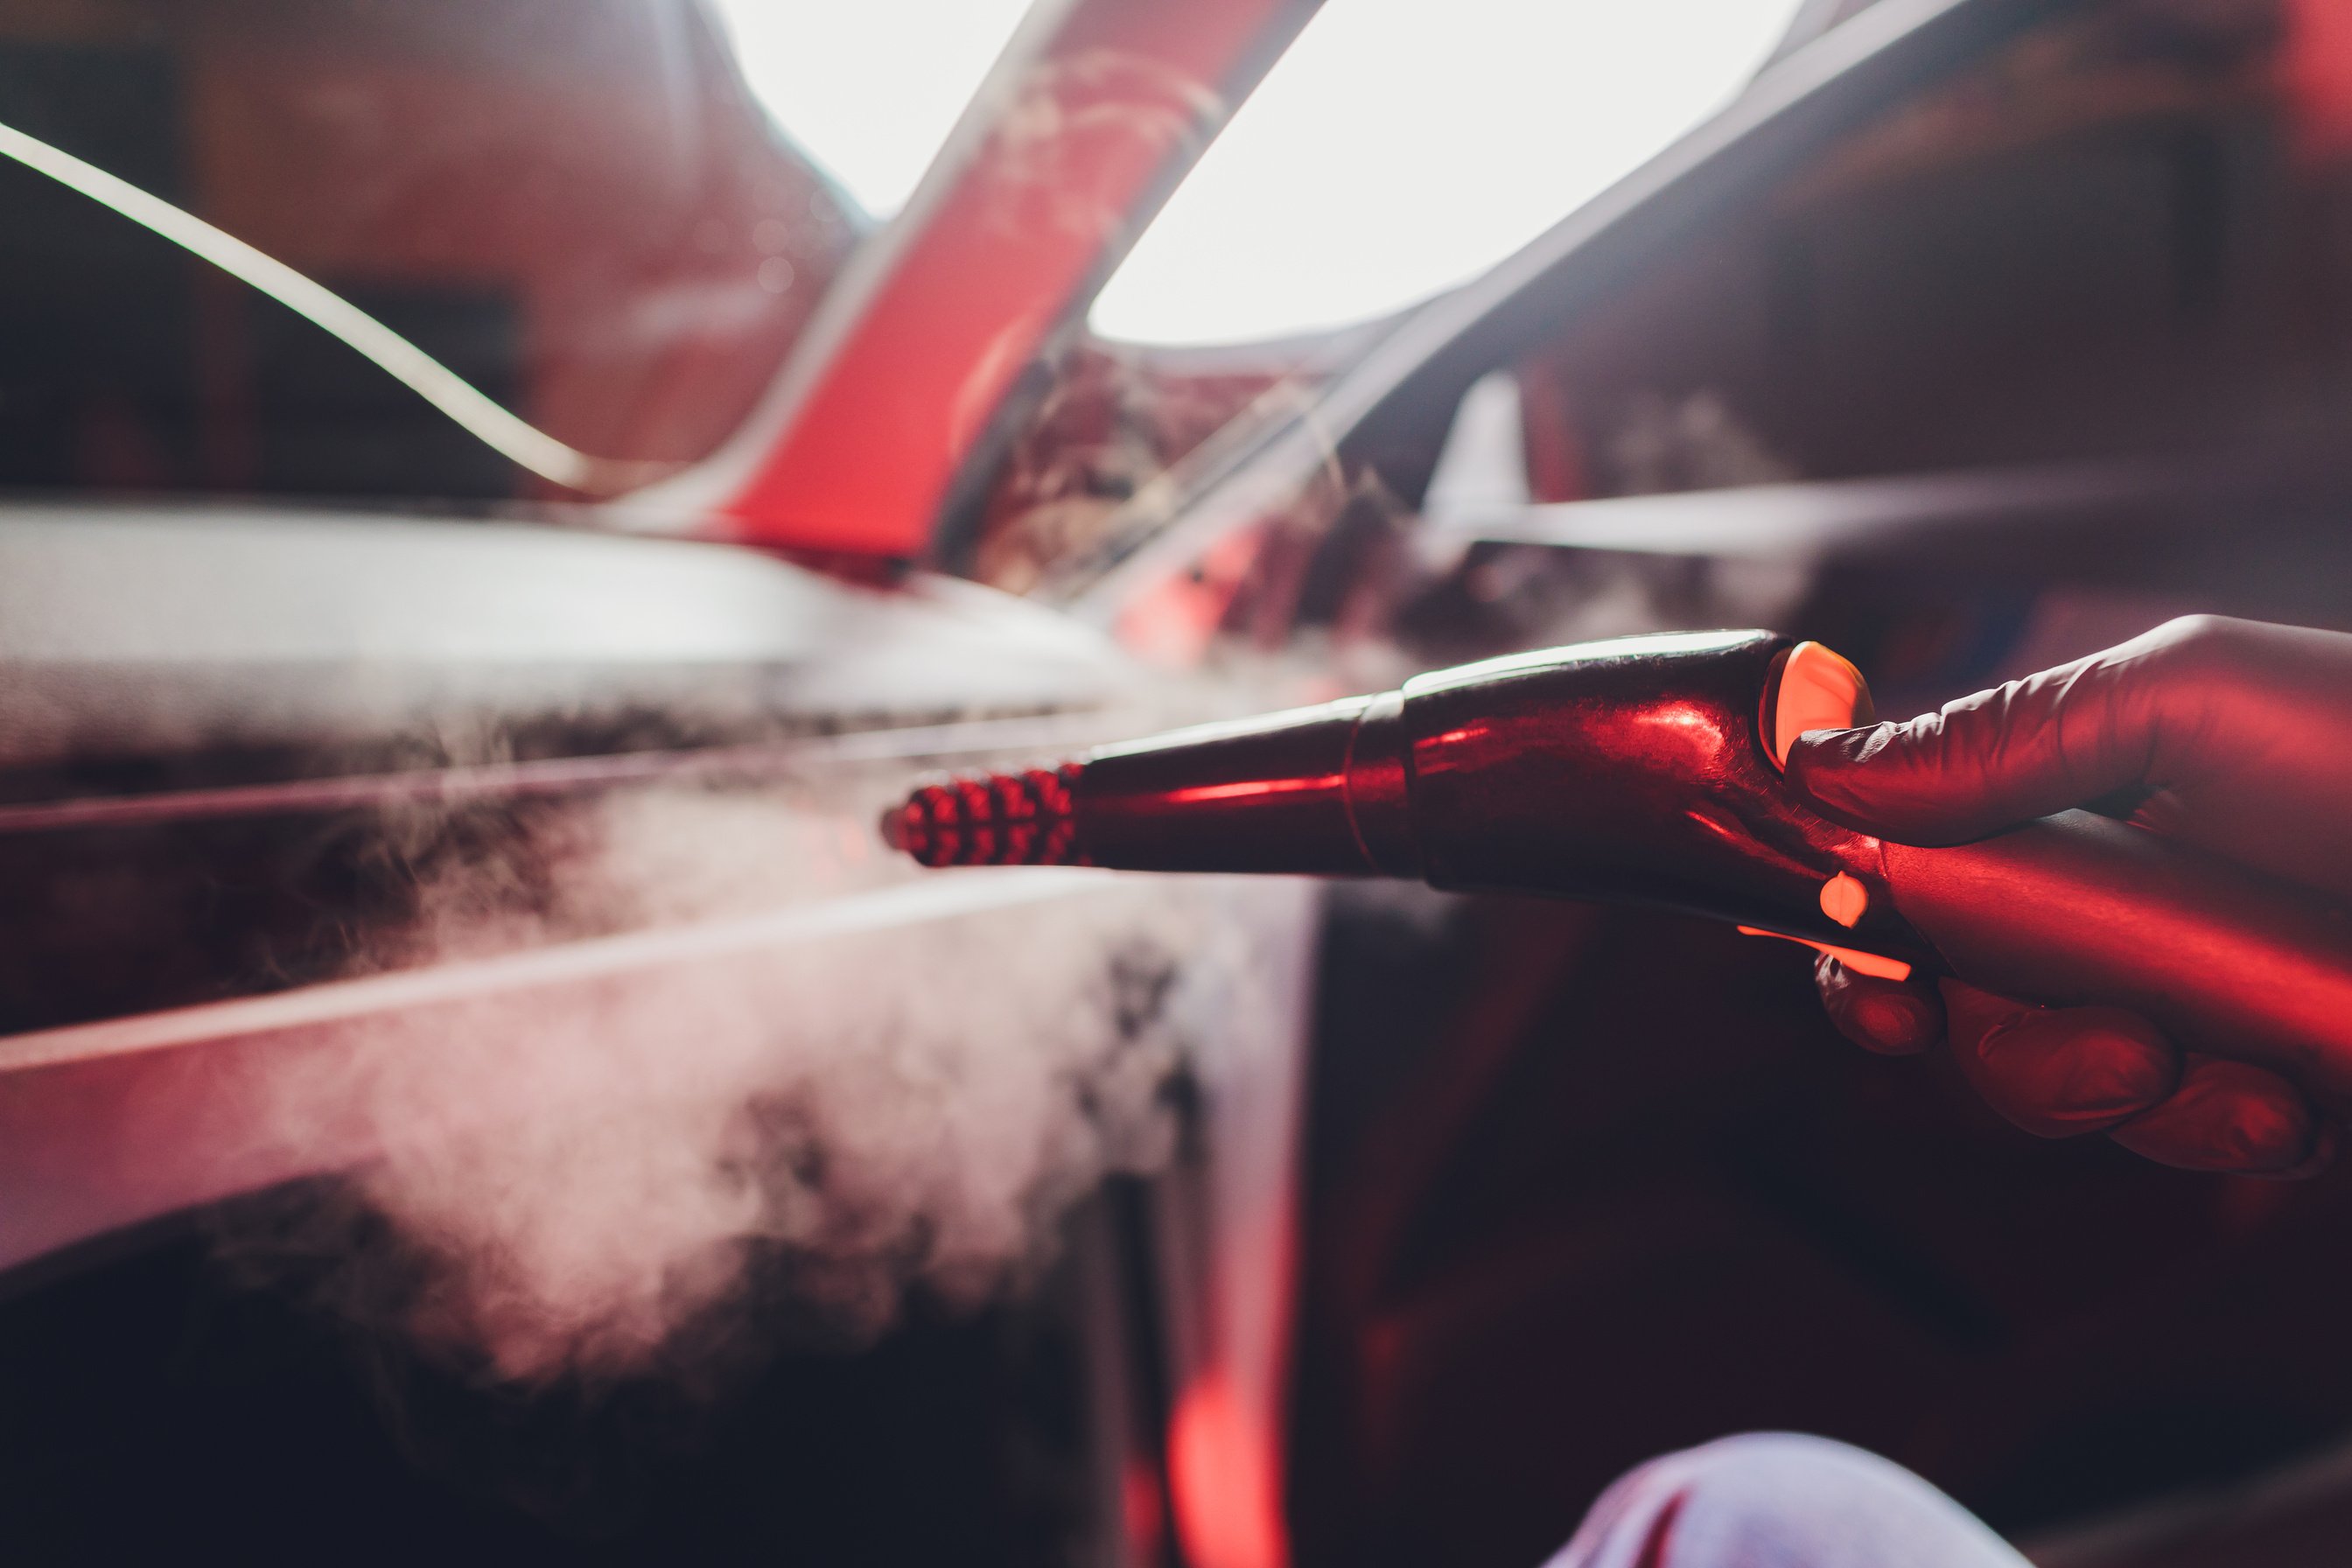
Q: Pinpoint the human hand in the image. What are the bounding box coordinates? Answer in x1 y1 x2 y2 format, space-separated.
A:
1785 615 2352 1177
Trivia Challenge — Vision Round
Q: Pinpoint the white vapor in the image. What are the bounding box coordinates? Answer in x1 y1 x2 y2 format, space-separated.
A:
239 780 1298 1383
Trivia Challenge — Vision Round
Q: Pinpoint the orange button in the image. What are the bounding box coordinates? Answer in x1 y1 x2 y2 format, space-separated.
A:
1819 872 1869 928
1772 641 1875 769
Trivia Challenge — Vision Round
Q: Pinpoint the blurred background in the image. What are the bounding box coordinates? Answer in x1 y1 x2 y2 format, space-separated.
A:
4 1 2352 1564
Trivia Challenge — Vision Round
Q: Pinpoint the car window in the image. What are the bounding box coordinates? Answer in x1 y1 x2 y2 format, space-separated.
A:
960 0 1810 603
1025 0 2348 665
1091 0 1806 346
709 0 1033 219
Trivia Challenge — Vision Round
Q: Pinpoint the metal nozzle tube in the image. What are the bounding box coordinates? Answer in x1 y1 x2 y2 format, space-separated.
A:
884 634 1817 897
878 690 1418 878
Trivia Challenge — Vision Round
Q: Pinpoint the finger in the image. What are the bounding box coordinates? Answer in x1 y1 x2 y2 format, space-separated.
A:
1787 619 2352 892
1814 954 1942 1056
1941 979 2178 1137
1781 617 2236 844
2110 1054 2332 1176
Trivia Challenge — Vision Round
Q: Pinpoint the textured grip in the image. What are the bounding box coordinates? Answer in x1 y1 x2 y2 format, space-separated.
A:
884 766 1083 867
1879 812 2352 1113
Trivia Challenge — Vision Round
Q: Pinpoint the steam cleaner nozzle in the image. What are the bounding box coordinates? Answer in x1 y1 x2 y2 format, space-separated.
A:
880 629 2352 1094
884 631 1846 892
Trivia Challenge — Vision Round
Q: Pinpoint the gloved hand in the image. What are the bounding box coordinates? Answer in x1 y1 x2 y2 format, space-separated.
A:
1784 615 2352 1178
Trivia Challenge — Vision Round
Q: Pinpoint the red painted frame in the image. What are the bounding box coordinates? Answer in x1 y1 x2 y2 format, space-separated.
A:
644 0 1325 558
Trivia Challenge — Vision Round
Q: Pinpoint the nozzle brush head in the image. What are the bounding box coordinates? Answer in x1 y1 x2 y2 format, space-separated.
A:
880 763 1085 868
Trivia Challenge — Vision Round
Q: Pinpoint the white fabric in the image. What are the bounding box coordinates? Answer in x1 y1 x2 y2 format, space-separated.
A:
1549 1433 2032 1568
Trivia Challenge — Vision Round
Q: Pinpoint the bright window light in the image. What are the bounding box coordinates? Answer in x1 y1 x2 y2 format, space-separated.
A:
1091 0 1807 346
710 0 1036 217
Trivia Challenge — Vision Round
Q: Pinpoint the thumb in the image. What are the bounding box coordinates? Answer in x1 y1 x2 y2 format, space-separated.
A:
1782 626 2184 844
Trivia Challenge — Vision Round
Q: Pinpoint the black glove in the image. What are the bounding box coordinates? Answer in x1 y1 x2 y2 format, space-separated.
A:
1785 615 2352 1177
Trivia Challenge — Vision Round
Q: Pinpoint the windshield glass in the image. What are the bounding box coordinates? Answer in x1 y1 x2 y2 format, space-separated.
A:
0 0 874 506
1092 0 1808 345
709 0 1033 218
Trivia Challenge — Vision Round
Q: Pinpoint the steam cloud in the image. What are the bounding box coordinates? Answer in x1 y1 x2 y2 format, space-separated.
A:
235 776 1266 1386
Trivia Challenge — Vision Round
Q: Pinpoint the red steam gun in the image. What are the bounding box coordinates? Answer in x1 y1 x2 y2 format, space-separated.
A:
882 632 2352 1079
